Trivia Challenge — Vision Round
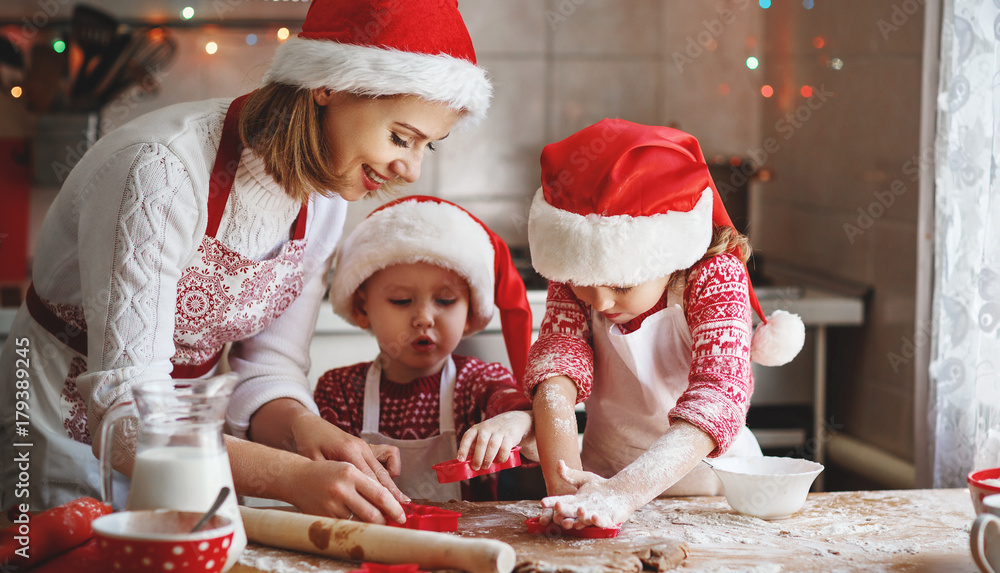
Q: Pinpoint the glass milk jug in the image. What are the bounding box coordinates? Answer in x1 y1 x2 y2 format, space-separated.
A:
100 373 246 571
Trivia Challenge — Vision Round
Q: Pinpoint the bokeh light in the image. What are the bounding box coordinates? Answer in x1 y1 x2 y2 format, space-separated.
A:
718 83 731 96
813 36 825 49
761 85 774 97
205 41 218 55
10 86 22 98
52 39 65 53
803 0 815 8
800 85 813 98
181 6 195 19
277 28 290 41
829 57 844 70
246 34 257 46
759 0 772 8
746 56 760 70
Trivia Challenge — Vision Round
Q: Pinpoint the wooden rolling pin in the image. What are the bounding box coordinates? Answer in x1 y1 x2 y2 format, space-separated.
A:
239 506 515 573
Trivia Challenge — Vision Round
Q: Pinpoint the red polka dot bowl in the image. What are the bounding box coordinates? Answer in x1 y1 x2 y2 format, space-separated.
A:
92 509 235 572
969 467 1000 515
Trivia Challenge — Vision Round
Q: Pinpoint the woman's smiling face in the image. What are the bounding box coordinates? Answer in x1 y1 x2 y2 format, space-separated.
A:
312 90 461 200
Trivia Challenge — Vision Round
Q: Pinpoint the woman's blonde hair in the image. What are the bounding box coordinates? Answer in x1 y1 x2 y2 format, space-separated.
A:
668 225 752 289
238 83 349 203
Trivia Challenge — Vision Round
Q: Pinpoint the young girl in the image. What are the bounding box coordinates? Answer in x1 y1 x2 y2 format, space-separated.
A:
315 196 536 502
525 119 805 529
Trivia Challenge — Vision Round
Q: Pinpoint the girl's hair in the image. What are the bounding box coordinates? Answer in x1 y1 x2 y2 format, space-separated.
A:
703 225 752 264
238 83 350 203
669 225 752 289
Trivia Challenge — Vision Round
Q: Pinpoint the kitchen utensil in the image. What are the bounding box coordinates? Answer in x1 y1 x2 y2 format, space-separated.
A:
71 30 130 108
0 497 110 568
93 26 177 107
969 468 1000 515
432 446 522 484
191 487 230 533
972 494 1000 573
0 35 24 68
68 4 118 102
92 509 234 573
524 516 621 539
705 456 823 520
239 506 516 573
99 373 245 571
23 41 68 113
384 502 461 532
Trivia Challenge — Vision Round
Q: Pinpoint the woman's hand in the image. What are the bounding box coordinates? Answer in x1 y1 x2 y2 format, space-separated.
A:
456 410 532 470
287 409 408 502
283 456 406 524
248 399 407 502
538 460 637 529
226 436 406 524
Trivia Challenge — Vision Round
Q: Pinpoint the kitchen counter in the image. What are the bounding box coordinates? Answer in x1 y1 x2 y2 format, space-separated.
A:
232 488 978 572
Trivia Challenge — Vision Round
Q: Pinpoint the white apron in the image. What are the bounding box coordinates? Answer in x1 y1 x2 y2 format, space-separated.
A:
581 287 761 496
360 356 463 502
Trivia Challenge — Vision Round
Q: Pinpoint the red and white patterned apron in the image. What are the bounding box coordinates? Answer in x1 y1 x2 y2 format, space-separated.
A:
26 94 310 441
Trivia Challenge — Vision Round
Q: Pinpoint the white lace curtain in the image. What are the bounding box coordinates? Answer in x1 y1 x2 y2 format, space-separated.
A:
929 0 1000 486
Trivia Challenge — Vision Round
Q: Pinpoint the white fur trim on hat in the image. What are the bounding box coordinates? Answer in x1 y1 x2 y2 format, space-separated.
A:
330 200 496 333
527 186 715 286
263 37 492 128
751 310 806 366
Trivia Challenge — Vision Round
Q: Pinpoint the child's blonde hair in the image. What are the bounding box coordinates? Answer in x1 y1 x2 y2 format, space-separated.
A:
667 226 752 289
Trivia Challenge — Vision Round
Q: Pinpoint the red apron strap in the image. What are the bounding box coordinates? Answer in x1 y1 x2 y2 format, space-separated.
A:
206 94 251 238
25 282 88 356
169 349 223 379
292 202 308 240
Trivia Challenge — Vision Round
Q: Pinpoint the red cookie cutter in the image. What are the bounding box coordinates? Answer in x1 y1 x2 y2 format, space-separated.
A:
349 564 427 573
524 516 622 539
432 446 522 483
384 502 461 532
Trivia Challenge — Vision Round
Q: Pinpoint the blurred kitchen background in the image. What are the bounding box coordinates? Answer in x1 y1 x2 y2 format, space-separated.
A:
0 0 939 493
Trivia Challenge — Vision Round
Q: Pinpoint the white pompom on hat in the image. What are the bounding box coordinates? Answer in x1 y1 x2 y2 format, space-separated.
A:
263 0 492 129
528 118 805 366
329 196 533 380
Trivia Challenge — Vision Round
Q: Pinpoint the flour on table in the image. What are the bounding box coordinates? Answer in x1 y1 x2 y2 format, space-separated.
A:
239 544 354 573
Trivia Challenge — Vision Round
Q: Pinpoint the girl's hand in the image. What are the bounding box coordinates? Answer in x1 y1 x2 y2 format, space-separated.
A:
538 460 638 529
283 457 407 524
456 410 532 470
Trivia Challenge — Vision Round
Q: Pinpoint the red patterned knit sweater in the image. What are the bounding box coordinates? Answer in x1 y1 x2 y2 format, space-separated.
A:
523 253 754 456
314 355 530 500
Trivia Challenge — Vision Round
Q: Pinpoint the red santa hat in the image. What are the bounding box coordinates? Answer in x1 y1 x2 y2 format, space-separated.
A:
330 196 533 381
528 119 804 367
263 0 492 128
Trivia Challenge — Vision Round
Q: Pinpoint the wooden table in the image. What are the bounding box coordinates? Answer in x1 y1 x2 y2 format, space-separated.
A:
232 488 982 572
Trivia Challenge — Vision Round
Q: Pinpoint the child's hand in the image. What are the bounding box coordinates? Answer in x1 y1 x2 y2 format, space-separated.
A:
538 460 638 529
456 410 532 470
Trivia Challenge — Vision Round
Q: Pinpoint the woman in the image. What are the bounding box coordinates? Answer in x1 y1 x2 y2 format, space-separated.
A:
0 0 491 526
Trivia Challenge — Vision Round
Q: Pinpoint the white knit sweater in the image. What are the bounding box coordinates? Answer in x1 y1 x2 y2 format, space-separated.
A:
29 97 348 439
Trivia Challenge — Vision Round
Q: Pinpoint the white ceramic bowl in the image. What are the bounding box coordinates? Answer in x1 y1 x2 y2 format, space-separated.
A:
707 456 824 520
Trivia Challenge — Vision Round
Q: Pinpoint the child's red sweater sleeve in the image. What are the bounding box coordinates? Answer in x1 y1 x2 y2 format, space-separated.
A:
523 281 594 402
670 254 755 457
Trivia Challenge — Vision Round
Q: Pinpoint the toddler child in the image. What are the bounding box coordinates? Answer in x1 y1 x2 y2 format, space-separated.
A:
525 120 806 528
315 196 536 502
